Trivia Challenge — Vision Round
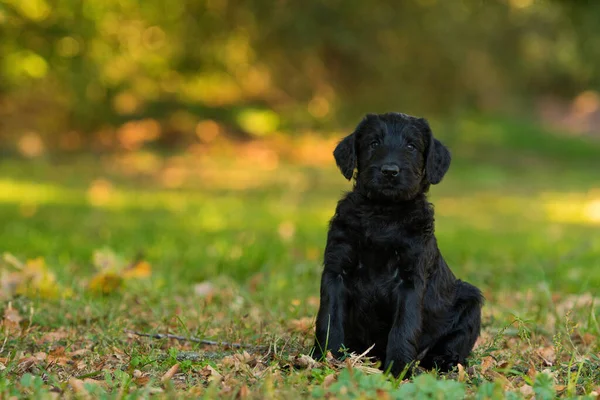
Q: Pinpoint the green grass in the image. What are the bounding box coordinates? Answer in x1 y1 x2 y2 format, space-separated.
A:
1 116 600 398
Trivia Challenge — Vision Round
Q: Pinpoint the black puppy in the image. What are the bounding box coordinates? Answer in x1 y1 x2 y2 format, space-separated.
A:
313 112 483 377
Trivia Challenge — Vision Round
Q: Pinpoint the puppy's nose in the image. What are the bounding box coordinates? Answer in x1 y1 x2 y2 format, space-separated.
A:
381 164 399 177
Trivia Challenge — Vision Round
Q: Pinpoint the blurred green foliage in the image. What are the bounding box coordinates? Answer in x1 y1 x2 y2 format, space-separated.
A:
1 0 599 148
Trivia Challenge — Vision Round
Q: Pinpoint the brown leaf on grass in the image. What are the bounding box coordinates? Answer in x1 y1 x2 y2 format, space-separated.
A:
248 273 264 293
76 360 87 370
199 365 222 383
519 384 534 398
69 378 90 398
376 388 391 400
325 351 335 363
133 369 151 386
480 356 496 375
288 317 314 333
292 354 317 369
17 356 41 373
48 346 71 366
320 374 335 389
235 351 257 367
554 384 567 394
88 272 124 295
89 250 152 294
194 281 215 298
6 257 73 300
2 302 22 333
70 348 90 358
487 370 513 390
222 353 256 372
473 330 494 349
161 363 180 384
537 346 556 366
354 365 382 375
222 355 239 368
457 363 466 382
573 332 596 346
527 360 537 380
237 384 250 399
39 329 70 343
123 260 152 278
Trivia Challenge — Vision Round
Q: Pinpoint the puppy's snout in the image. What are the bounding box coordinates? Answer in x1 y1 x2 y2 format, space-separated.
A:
381 164 399 177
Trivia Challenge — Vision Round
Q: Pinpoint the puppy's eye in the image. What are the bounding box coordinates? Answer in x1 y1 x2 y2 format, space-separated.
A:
370 141 380 149
406 143 416 151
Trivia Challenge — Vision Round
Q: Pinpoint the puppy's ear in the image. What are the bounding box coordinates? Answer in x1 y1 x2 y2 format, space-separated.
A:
334 115 374 180
333 132 356 180
420 118 451 185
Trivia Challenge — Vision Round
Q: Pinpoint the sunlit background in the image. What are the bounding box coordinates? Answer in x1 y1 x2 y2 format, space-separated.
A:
2 1 600 397
1 0 599 292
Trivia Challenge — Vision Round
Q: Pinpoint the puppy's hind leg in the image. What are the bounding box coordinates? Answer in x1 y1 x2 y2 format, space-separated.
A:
420 281 483 372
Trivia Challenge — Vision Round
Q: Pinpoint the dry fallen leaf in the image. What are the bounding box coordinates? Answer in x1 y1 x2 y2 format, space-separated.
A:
88 272 123 294
161 363 180 384
1 256 72 300
39 329 70 343
235 351 256 366
69 378 89 397
487 371 513 390
199 365 222 383
2 302 22 333
238 384 250 399
17 357 41 373
133 369 151 386
480 356 496 375
376 388 391 400
292 354 317 369
83 379 106 388
555 384 567 394
288 317 314 333
323 373 336 388
537 346 556 366
527 360 537 380
519 384 534 398
123 260 152 278
193 281 215 298
457 363 466 382
89 250 152 294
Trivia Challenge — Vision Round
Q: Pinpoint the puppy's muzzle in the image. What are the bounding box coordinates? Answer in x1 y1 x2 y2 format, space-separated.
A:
380 164 400 177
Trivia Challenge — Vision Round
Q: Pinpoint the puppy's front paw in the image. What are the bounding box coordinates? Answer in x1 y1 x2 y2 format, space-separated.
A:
311 345 344 361
311 347 324 361
384 359 409 378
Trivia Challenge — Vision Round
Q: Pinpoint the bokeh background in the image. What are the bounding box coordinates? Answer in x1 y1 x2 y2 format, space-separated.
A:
2 0 600 150
1 1 600 299
1 0 600 397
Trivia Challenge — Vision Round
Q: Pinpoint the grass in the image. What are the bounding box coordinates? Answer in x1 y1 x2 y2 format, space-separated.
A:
1 115 600 398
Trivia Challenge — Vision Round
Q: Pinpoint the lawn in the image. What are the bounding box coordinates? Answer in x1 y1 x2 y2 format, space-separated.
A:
1 116 600 398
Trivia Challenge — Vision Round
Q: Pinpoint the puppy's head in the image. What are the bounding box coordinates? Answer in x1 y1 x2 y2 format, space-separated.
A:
333 112 450 201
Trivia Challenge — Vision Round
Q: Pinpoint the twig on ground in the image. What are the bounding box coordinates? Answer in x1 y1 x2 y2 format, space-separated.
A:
124 329 259 349
350 343 376 367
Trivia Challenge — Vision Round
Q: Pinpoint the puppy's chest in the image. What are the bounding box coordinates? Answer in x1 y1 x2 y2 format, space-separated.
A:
351 216 423 279
360 218 421 258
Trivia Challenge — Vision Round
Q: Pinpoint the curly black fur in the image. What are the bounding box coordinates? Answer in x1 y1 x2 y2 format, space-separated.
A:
313 112 483 377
